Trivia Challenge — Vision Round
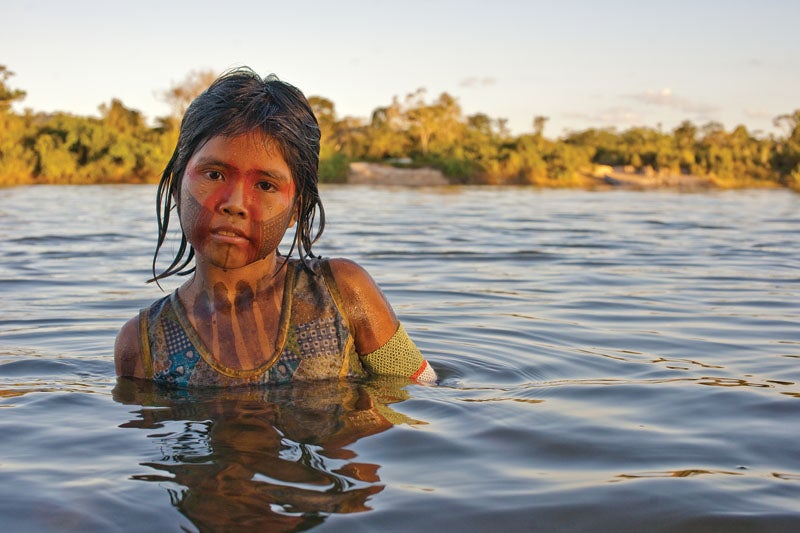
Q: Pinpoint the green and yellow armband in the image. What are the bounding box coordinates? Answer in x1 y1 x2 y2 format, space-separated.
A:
361 324 437 382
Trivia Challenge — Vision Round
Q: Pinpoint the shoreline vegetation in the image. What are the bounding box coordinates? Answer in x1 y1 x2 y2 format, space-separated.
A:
1 66 798 191
346 161 722 190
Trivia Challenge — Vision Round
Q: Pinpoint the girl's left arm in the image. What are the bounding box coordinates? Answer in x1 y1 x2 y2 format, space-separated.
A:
327 258 437 383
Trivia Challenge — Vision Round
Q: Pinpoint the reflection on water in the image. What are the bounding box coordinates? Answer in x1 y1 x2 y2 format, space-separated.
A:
113 378 420 531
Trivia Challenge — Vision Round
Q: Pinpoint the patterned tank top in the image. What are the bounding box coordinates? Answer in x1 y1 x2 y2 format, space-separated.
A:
138 258 368 387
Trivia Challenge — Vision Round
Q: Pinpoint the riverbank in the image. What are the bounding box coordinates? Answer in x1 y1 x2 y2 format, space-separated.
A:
347 162 450 186
346 162 748 191
587 165 716 191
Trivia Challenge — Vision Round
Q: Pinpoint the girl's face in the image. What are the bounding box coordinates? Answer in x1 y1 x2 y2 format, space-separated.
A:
178 133 297 271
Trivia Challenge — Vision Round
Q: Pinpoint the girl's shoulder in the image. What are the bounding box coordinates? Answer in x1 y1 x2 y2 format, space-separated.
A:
115 294 172 380
325 257 370 280
115 313 144 378
291 256 375 291
322 257 398 355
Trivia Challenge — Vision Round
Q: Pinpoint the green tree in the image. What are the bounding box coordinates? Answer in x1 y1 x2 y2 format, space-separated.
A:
772 110 800 188
308 96 352 183
532 115 549 138
403 89 462 156
564 128 623 167
365 98 409 159
0 67 36 185
672 120 699 173
0 66 26 110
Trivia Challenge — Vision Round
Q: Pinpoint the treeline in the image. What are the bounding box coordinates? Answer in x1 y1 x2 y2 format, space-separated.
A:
1 66 799 190
0 66 177 186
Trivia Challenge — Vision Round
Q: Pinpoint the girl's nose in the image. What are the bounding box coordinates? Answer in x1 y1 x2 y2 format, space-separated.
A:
219 182 247 218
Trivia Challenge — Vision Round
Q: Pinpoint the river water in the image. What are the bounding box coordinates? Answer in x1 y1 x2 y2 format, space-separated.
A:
1 185 798 531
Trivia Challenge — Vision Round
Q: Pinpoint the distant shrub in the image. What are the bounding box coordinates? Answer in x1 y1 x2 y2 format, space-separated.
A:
318 152 349 183
413 155 478 183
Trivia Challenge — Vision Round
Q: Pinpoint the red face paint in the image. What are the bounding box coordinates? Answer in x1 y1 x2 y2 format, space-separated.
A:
178 134 297 271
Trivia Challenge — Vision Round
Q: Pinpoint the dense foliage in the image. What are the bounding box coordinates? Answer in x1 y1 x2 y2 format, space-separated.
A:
1 66 798 190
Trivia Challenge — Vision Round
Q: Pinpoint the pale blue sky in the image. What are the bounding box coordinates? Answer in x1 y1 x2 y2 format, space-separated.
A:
3 0 799 137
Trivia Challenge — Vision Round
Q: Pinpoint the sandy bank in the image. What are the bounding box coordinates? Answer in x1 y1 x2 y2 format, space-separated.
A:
347 162 719 190
347 162 450 186
588 165 716 191
600 171 715 190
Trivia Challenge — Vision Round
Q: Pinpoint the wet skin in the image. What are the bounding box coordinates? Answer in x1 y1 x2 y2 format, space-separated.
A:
177 133 298 370
114 134 403 379
178 133 297 271
189 277 287 370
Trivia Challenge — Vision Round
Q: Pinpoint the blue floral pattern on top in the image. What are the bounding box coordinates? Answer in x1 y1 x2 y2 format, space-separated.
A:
141 258 367 388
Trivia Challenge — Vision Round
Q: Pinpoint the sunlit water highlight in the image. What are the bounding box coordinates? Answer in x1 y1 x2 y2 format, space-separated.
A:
1 185 798 531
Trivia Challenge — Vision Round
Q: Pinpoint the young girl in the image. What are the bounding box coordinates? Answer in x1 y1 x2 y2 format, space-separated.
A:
115 68 436 387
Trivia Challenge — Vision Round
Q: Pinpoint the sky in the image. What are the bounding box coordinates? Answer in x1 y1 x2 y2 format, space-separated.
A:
2 0 799 138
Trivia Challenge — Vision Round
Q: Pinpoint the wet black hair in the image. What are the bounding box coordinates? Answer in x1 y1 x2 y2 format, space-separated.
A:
149 67 324 284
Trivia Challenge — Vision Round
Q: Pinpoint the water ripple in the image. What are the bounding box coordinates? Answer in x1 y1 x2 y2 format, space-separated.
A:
1 186 800 529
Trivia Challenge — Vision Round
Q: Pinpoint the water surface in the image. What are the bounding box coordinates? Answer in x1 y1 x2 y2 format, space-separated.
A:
1 185 798 531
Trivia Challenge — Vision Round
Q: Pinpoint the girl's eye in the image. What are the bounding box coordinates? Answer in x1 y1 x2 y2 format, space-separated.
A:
257 181 275 192
207 170 223 181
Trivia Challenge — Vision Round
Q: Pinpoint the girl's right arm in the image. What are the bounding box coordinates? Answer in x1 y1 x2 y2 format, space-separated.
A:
114 316 146 379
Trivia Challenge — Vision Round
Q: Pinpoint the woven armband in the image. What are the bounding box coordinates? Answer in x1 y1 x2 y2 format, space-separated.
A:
361 324 437 382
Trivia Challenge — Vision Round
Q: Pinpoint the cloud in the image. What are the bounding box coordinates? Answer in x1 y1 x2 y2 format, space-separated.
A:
459 76 496 88
744 108 771 119
628 88 719 115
